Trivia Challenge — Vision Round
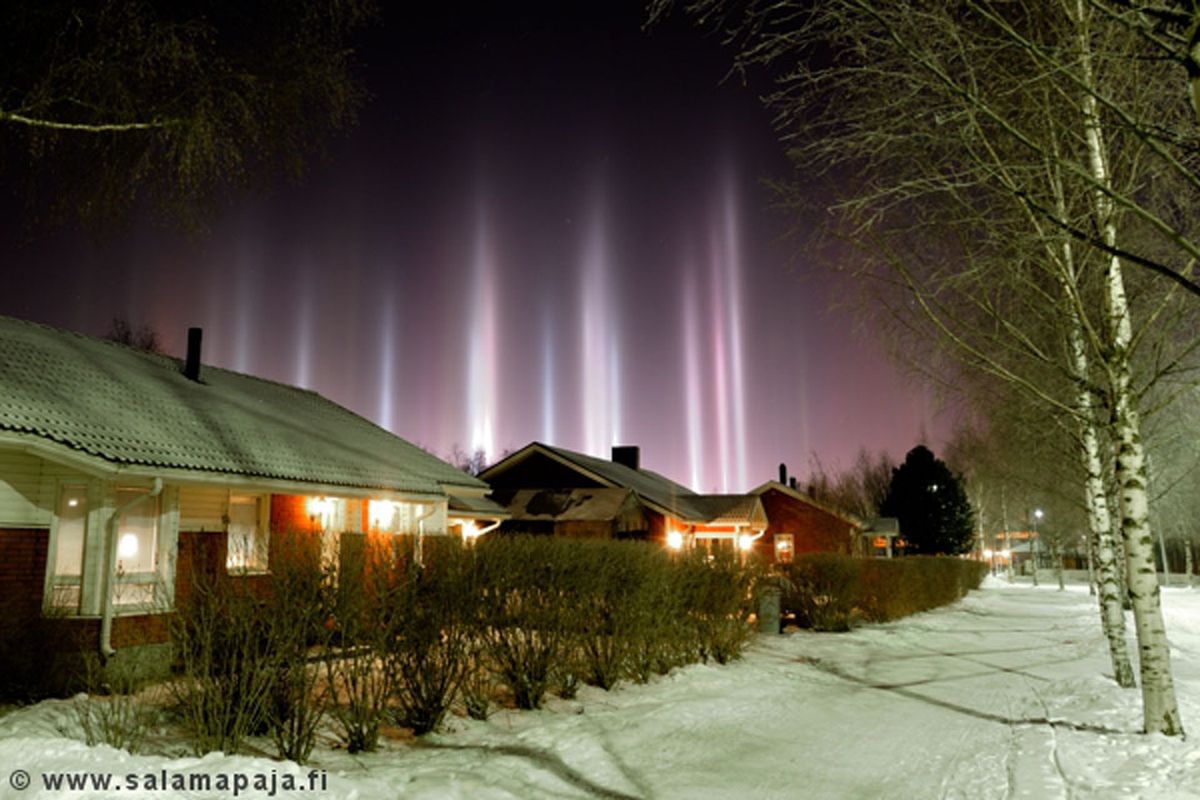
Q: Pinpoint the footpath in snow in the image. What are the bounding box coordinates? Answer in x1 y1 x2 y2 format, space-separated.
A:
1 578 1198 799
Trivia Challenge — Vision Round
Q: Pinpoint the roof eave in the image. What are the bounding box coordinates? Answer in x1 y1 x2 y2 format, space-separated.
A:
0 431 448 500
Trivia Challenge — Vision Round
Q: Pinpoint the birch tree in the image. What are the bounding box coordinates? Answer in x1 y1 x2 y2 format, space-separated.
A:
653 0 1192 734
0 1 375 229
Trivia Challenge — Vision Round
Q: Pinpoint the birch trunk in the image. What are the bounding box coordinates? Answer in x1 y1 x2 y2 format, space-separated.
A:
1075 0 1183 734
1187 541 1195 587
1079 411 1135 686
1085 535 1095 597
1001 486 1013 582
1059 253 1135 685
1055 547 1065 591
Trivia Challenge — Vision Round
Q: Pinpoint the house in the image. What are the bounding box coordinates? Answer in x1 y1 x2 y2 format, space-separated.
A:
0 317 504 687
480 442 768 553
860 517 901 558
749 479 863 563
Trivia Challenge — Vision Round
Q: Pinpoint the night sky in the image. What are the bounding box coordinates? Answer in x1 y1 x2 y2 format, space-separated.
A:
0 1 945 492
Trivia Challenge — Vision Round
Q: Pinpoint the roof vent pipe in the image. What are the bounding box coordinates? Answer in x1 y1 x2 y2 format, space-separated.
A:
611 445 640 471
789 476 798 491
184 327 203 382
779 463 788 485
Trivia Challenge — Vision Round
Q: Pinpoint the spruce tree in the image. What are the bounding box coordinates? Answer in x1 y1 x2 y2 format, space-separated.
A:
880 445 975 556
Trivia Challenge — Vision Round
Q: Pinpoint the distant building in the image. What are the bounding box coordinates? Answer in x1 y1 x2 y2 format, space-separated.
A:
480 443 768 554
860 517 901 558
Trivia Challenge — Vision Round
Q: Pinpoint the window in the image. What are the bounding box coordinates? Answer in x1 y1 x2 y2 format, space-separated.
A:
112 488 161 608
775 533 795 565
368 499 399 532
115 488 159 575
368 500 421 534
227 494 268 572
55 485 87 575
49 485 88 610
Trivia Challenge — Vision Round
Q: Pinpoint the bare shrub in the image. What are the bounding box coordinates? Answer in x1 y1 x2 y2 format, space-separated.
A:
170 566 276 755
385 536 477 735
459 646 493 721
261 531 332 764
677 548 760 664
74 652 158 754
323 532 398 753
475 536 573 710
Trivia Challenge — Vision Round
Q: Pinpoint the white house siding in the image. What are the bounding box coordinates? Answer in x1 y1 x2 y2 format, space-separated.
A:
178 485 229 531
0 449 91 528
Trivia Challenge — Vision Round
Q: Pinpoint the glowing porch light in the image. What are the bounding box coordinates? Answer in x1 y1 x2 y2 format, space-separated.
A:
666 530 684 550
461 520 481 541
737 533 754 552
118 533 139 559
67 498 79 508
1000 549 1011 559
983 548 994 559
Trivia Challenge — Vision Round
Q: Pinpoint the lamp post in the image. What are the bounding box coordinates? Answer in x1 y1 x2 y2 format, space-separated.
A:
1032 508 1044 587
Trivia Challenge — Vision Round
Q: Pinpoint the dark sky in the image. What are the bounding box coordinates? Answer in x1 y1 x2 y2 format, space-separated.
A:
0 1 946 492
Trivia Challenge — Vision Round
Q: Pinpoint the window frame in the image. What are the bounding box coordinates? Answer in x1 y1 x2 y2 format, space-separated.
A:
45 482 90 614
226 492 270 574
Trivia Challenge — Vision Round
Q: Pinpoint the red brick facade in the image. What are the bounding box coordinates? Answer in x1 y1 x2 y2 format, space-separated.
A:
757 487 857 560
0 528 48 619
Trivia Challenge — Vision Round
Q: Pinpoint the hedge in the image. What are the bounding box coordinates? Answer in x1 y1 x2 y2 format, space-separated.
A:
779 553 986 631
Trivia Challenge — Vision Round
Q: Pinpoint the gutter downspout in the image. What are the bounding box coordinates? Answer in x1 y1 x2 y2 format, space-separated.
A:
100 478 163 659
413 502 438 564
475 519 501 537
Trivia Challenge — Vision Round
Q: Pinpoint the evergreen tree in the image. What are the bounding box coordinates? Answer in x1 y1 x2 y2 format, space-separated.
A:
880 445 975 556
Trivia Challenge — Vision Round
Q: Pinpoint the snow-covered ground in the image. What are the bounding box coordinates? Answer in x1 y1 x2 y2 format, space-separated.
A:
2 578 1198 799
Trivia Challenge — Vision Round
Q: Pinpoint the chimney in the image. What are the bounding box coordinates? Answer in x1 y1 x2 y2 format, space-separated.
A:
789 476 798 491
184 327 203 382
611 445 640 471
778 463 788 486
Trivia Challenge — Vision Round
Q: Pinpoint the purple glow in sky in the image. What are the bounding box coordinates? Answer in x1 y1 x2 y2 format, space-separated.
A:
0 2 948 491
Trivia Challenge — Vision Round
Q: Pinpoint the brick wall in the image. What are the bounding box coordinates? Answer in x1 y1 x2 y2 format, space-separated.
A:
0 528 48 617
759 489 857 559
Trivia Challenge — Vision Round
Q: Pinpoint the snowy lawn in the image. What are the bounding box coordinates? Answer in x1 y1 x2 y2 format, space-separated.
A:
2 578 1198 799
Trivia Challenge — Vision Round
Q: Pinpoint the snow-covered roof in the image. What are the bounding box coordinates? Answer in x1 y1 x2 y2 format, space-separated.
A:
481 442 768 526
687 494 764 526
499 487 640 522
481 442 709 521
0 315 485 494
447 493 510 518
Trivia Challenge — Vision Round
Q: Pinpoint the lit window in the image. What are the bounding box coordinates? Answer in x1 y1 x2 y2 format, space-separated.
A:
775 533 795 565
55 485 87 576
227 495 268 572
115 488 159 575
49 485 88 611
307 496 339 530
368 499 400 532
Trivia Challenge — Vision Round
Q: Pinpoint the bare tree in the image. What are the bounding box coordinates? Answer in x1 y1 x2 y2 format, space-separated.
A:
654 0 1193 733
0 1 375 230
805 448 895 520
104 316 162 353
